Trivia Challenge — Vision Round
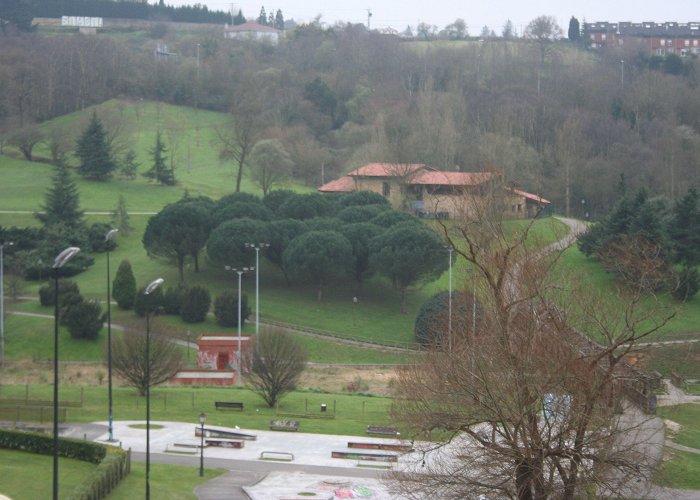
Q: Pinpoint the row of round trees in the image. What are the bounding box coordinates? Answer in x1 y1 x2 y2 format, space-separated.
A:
143 190 450 312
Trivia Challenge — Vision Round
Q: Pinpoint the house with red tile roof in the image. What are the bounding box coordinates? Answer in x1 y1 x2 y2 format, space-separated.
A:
319 163 550 219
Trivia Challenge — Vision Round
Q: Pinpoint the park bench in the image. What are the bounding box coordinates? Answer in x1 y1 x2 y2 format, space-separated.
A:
366 425 399 436
214 401 244 411
259 450 294 461
269 419 299 431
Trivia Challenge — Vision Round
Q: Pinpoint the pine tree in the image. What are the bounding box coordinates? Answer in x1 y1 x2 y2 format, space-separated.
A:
257 6 267 25
119 150 139 179
36 162 85 232
233 9 246 25
143 131 175 186
112 259 137 309
274 9 284 30
568 16 581 42
111 195 132 236
75 111 117 181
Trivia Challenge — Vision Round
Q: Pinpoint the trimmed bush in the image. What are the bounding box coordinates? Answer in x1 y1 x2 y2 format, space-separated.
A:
162 286 185 315
63 300 104 340
0 428 106 463
38 279 81 307
180 286 211 323
112 259 136 309
87 222 118 253
214 289 250 327
133 285 164 317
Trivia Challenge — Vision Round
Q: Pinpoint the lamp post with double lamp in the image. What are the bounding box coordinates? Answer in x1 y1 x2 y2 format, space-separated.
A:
0 241 14 367
225 266 252 387
52 246 81 500
104 229 118 441
199 412 206 476
244 243 269 334
144 277 164 500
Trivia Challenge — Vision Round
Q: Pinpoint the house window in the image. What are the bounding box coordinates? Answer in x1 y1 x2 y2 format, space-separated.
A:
656 48 665 56
601 34 607 41
694 40 699 46
660 39 665 46
382 182 390 197
685 39 690 46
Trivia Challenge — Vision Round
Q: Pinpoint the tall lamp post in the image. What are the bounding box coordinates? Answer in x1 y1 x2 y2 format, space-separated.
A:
447 247 453 352
144 277 164 500
199 412 206 476
52 246 81 500
225 266 252 387
105 229 118 442
244 243 269 334
0 241 14 367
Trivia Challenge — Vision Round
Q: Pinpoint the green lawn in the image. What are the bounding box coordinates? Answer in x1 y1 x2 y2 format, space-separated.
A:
0 384 396 436
655 449 700 490
657 404 700 449
0 448 224 500
0 448 97 499
107 461 226 500
641 343 700 379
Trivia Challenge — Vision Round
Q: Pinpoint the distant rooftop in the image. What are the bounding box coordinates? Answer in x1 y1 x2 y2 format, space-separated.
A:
584 21 700 36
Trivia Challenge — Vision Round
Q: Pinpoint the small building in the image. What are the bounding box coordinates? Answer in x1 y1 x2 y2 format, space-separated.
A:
171 334 252 386
584 21 700 56
318 162 550 219
224 22 281 44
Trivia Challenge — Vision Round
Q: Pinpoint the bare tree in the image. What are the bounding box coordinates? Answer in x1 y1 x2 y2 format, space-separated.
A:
213 76 269 192
111 318 183 396
389 195 673 499
249 325 307 408
249 138 294 195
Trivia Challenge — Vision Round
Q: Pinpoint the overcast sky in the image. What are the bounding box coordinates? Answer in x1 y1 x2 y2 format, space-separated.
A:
169 0 699 34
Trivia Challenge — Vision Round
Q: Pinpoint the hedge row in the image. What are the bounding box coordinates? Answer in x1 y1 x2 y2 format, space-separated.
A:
0 428 130 499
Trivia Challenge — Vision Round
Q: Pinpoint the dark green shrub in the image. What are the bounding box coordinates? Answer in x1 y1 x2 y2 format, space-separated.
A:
337 205 386 223
214 289 250 327
133 285 164 317
112 259 136 309
415 290 476 347
162 286 185 315
339 190 390 207
672 267 700 301
87 222 118 253
263 189 296 213
0 429 106 463
38 279 81 308
180 286 211 323
63 300 104 340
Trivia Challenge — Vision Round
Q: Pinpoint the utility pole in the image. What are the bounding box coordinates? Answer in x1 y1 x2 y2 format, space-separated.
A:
366 9 372 30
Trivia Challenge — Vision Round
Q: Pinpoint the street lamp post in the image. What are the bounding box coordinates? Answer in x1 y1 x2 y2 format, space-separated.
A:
105 229 118 442
244 243 269 334
447 247 453 352
52 246 81 500
144 278 164 500
199 412 206 476
225 266 252 387
0 241 14 367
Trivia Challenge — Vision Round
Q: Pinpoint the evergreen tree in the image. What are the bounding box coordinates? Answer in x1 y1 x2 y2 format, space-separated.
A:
233 9 245 25
75 111 117 181
502 19 514 38
143 131 175 186
0 0 35 33
257 6 267 25
119 149 139 179
274 9 284 30
669 187 700 267
568 16 581 42
268 11 274 26
111 195 132 236
112 259 137 309
36 162 85 232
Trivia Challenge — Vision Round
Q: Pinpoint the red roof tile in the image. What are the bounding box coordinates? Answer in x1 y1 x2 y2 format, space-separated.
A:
409 171 499 186
507 187 551 204
348 163 426 177
318 176 356 193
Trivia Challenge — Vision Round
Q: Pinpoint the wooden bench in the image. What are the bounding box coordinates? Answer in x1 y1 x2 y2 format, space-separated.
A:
366 425 399 436
269 419 299 431
214 401 244 411
348 442 413 452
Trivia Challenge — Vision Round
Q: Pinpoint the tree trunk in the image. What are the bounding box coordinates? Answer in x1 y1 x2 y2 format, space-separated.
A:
177 254 185 284
400 286 407 314
317 279 323 302
235 156 245 192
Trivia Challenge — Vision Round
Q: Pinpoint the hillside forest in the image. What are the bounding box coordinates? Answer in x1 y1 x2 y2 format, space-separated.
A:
1 17 699 218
